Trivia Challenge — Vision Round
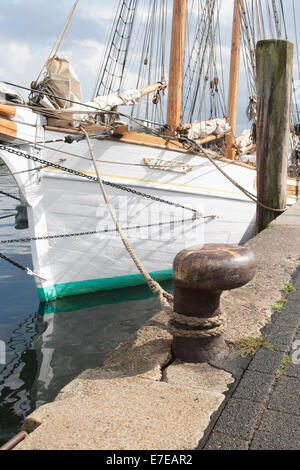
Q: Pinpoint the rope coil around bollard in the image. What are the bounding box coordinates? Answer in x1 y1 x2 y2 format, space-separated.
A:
167 310 226 339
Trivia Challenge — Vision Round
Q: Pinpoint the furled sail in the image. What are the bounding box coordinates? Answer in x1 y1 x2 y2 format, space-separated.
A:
30 57 82 110
29 56 145 126
187 118 231 140
0 82 24 105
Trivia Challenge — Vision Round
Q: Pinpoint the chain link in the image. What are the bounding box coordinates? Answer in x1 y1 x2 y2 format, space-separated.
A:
0 144 201 216
0 190 20 202
0 217 204 245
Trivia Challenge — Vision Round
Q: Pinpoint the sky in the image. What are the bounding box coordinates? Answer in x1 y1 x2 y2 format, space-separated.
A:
0 0 299 133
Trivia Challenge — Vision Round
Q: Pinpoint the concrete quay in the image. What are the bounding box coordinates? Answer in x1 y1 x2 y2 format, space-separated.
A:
15 200 300 450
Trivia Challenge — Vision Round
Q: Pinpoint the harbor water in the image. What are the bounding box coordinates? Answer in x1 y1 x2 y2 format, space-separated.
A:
0 162 172 446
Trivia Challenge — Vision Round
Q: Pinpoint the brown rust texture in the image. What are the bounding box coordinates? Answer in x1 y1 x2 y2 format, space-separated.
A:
173 244 256 292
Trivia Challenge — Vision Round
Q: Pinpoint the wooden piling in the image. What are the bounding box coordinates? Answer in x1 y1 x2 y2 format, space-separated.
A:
256 40 294 233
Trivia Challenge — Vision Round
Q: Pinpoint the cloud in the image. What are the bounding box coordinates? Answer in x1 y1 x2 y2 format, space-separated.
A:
0 0 297 132
219 0 234 27
77 0 119 24
0 41 32 77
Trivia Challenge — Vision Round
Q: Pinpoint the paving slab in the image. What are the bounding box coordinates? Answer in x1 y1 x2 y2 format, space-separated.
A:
267 377 300 416
232 371 274 403
250 429 300 450
284 361 300 379
202 257 300 451
17 377 223 450
162 360 234 394
103 310 173 381
212 398 263 441
16 311 231 450
247 348 286 374
208 348 252 379
13 200 300 451
221 224 300 342
271 200 300 226
203 431 249 451
256 409 300 440
273 311 300 328
267 325 299 352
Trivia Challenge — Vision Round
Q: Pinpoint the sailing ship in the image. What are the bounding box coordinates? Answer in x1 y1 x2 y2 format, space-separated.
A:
0 0 299 303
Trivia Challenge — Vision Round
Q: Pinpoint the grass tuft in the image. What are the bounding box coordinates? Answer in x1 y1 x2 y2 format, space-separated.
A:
234 336 273 358
276 355 292 376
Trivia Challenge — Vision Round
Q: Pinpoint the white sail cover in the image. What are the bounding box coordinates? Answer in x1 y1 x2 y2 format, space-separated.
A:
188 118 231 140
236 129 252 153
0 82 24 104
37 57 83 110
35 57 142 125
67 89 142 115
58 89 141 127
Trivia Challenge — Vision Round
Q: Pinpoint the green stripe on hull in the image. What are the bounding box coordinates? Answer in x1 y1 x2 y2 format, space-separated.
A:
38 269 173 303
39 279 174 316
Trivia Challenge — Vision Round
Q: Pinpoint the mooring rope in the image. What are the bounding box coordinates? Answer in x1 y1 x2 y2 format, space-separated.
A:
168 311 227 338
183 135 288 213
81 127 227 338
80 126 174 310
0 77 291 213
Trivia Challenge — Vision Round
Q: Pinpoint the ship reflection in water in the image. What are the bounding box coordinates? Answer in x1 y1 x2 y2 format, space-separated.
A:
0 276 172 445
0 164 172 444
34 282 172 407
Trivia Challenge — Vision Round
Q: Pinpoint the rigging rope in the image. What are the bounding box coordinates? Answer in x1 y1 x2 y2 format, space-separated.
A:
94 0 139 97
0 80 289 213
35 0 79 85
181 136 288 213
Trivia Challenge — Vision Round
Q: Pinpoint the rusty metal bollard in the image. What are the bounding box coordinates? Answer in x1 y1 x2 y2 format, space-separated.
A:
171 244 256 363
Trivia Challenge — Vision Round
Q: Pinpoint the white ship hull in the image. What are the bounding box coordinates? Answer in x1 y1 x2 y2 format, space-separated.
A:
0 123 266 302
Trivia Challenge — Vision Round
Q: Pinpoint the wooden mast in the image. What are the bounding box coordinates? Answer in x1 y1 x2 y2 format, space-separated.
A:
166 0 187 131
226 0 241 159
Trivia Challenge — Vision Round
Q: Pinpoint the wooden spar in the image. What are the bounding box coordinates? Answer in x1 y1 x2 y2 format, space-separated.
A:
140 81 167 97
226 0 241 159
0 104 16 119
0 117 17 141
255 0 263 40
166 0 187 131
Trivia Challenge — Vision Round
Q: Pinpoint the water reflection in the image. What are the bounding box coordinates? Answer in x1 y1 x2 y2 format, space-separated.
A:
0 281 172 445
33 282 172 407
0 155 173 446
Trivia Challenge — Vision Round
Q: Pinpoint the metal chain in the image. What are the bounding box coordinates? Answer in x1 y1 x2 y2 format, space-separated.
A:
0 144 201 216
0 213 16 220
0 216 205 246
0 252 28 273
0 217 203 278
0 190 20 202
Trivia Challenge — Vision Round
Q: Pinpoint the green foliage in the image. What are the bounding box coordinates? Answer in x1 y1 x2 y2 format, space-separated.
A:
273 298 287 313
234 336 274 358
276 355 292 376
281 283 295 294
